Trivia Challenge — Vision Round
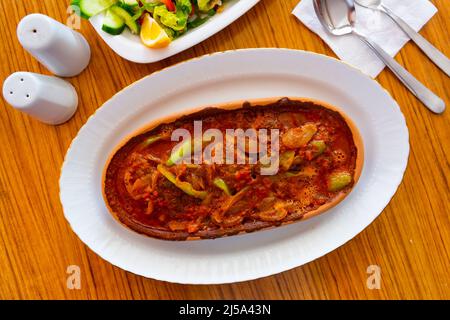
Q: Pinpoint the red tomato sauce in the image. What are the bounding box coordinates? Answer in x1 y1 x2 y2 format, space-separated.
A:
104 99 359 239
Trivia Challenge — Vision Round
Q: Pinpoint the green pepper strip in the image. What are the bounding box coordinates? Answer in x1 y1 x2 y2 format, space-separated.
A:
310 140 327 157
166 136 213 167
140 135 162 148
279 150 296 171
327 171 352 192
213 178 232 196
166 139 191 166
157 164 208 200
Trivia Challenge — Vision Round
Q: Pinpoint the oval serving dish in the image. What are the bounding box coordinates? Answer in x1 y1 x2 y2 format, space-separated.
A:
103 97 364 241
60 49 409 283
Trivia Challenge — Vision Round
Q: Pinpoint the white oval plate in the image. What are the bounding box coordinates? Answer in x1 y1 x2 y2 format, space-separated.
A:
90 0 260 63
60 49 409 284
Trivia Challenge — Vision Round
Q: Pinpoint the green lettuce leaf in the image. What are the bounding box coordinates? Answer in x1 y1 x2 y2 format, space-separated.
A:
153 1 191 33
197 0 221 12
176 0 193 14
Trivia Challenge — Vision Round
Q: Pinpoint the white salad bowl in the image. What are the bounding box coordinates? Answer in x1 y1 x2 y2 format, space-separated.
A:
90 0 261 63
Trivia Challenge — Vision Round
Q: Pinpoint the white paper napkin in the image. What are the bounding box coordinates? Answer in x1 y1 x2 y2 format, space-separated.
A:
292 0 437 78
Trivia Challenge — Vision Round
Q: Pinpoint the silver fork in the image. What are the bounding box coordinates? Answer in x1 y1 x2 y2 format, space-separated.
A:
355 0 450 77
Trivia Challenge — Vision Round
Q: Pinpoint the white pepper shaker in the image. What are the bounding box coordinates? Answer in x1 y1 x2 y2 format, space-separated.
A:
17 14 91 77
2 72 78 125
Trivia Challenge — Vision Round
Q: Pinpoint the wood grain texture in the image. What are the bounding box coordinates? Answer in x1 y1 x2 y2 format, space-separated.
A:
0 0 449 300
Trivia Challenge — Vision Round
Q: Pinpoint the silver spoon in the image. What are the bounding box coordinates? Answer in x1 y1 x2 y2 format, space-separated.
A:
355 0 450 77
313 0 445 114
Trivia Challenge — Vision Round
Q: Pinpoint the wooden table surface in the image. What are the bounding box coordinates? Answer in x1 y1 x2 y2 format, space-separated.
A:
0 0 449 300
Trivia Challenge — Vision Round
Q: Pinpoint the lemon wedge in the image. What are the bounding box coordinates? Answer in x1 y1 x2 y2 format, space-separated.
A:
140 14 171 49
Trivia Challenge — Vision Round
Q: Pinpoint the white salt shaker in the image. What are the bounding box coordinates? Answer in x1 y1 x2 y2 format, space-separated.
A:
17 14 91 77
2 72 78 125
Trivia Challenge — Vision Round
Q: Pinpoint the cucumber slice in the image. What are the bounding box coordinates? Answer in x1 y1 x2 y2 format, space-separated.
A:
78 0 118 18
70 0 90 19
110 5 140 34
102 9 125 35
121 0 139 7
119 0 140 14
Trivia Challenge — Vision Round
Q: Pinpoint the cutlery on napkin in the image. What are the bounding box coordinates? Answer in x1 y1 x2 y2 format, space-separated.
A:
293 0 438 78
